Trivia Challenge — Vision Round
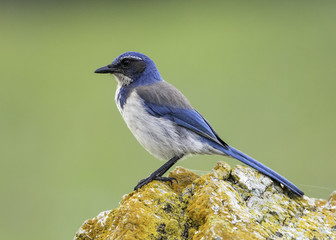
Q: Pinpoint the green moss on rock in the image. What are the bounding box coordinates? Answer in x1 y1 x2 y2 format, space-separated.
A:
74 161 336 240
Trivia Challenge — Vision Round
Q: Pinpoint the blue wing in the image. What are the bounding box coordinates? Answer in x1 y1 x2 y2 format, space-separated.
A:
135 81 229 148
135 82 304 196
144 103 226 147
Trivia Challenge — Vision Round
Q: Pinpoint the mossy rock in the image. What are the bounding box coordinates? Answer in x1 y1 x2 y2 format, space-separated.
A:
74 161 336 240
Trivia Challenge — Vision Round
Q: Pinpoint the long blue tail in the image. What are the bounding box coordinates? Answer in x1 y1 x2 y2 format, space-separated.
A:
222 146 304 196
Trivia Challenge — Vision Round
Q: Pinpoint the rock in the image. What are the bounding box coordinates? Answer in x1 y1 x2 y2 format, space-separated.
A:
74 161 336 240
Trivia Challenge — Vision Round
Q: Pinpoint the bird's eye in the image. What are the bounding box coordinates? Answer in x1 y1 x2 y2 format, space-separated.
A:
121 59 131 67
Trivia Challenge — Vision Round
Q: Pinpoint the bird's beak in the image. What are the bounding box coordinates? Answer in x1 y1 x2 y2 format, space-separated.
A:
94 65 118 74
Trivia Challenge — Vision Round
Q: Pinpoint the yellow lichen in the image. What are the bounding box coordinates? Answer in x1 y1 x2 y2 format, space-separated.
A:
168 166 199 194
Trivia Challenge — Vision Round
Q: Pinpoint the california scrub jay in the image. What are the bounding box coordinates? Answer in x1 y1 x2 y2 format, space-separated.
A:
95 52 304 196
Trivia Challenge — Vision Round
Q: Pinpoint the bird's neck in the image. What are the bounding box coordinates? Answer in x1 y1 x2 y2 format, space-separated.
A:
136 68 163 86
116 79 163 111
116 69 163 110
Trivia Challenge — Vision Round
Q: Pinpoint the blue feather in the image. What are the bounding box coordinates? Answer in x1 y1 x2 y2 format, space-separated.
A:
117 87 132 109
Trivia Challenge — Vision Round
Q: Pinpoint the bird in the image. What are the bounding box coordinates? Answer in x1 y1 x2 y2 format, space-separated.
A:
94 51 304 196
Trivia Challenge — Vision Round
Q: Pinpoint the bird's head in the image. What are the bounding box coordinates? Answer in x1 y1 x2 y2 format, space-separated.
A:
94 52 162 86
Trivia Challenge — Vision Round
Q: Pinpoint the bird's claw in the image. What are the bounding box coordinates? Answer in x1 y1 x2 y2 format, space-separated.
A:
134 176 178 191
155 176 178 185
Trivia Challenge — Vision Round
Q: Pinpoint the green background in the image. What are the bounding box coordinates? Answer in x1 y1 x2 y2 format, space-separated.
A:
1 1 336 239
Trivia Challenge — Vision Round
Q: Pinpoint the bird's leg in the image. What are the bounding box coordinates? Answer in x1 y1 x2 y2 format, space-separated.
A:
134 155 182 190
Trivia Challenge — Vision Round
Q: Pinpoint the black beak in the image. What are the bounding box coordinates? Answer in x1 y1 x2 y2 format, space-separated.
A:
94 65 117 74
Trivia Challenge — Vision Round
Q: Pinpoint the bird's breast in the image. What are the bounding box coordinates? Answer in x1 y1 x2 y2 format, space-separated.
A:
114 89 220 160
116 91 178 160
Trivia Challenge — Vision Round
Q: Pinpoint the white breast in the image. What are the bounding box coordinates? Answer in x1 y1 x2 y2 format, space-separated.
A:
115 85 123 114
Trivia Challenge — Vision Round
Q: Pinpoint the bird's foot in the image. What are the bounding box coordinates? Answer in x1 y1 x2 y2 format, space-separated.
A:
134 175 178 191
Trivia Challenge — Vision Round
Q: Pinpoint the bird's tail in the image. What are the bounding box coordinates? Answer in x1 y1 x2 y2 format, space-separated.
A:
222 146 304 196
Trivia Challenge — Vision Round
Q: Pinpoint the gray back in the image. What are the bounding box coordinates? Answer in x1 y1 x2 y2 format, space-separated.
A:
135 81 193 109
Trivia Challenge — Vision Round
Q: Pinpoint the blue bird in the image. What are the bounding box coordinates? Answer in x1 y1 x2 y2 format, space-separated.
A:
94 51 304 196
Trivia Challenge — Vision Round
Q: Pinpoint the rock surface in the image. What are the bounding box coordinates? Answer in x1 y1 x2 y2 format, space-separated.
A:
74 161 336 240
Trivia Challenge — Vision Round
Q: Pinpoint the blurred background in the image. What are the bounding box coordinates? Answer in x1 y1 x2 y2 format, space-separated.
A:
1 1 336 239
